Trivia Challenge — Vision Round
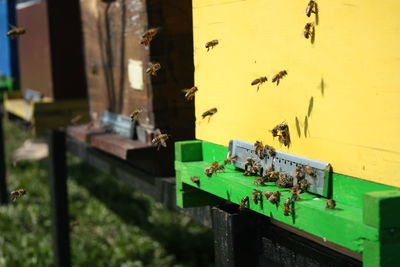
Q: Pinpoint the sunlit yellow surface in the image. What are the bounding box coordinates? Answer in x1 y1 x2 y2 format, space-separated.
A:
193 0 400 187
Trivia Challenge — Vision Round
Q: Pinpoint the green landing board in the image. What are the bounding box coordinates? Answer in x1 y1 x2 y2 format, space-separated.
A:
175 140 400 256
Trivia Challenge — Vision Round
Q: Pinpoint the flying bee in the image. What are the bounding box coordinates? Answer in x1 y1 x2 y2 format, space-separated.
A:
190 176 200 184
182 86 198 101
264 145 276 157
268 191 281 205
303 165 316 177
224 154 237 165
7 25 26 39
284 198 291 216
140 27 160 46
239 196 249 210
326 199 336 209
130 108 143 122
304 23 315 39
146 63 161 76
10 189 26 202
271 70 287 86
306 0 317 17
290 184 301 200
271 123 291 147
70 114 82 125
151 129 169 150
252 189 262 204
205 39 219 51
201 108 217 119
251 77 268 91
254 141 265 159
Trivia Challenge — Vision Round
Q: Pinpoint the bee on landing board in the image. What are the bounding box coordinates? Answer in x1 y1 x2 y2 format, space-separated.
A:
254 141 265 159
151 129 169 150
10 189 26 202
182 86 198 101
239 196 249 210
204 161 224 177
304 23 315 39
271 70 287 86
290 184 301 200
130 109 143 122
251 77 268 91
306 0 317 17
303 165 316 177
140 27 160 46
205 40 219 51
7 25 26 39
252 189 262 204
146 63 161 76
284 198 292 216
326 199 336 209
190 176 200 184
202 108 217 119
224 154 237 165
268 191 281 205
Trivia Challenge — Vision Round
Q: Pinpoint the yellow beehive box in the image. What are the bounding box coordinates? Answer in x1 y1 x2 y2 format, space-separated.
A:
193 0 400 188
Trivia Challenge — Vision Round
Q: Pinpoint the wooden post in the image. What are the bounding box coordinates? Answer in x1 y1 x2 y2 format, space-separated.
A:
0 108 8 205
363 190 400 267
212 205 259 267
48 129 71 267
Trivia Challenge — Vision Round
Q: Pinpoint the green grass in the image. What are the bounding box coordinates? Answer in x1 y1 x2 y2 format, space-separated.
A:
0 119 214 267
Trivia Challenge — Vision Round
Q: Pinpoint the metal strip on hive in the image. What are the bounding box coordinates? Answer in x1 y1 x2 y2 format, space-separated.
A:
228 139 331 197
23 89 43 102
99 111 135 139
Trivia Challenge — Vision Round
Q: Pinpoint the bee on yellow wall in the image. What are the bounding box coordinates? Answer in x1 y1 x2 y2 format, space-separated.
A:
306 0 317 17
271 70 287 86
304 23 315 39
251 77 268 91
205 40 219 51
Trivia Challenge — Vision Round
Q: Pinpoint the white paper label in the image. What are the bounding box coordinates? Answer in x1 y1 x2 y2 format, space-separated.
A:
128 59 143 90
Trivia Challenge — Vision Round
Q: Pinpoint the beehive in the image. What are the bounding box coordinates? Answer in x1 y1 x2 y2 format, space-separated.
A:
193 0 400 188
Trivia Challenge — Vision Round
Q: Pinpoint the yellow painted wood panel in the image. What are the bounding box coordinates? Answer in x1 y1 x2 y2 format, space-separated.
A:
193 0 400 187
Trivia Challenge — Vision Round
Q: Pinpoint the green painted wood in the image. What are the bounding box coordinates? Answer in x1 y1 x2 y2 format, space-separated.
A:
175 140 400 256
175 140 203 162
363 190 400 229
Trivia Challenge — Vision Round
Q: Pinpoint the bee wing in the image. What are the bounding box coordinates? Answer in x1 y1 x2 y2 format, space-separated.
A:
154 128 162 136
161 139 167 147
8 23 16 29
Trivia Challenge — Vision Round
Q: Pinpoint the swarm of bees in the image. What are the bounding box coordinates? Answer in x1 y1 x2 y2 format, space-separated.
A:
140 27 159 46
204 161 224 177
151 129 169 150
271 123 291 147
304 23 315 39
272 70 287 86
202 108 217 119
239 196 249 210
7 25 26 39
182 86 198 101
251 77 268 91
130 109 143 122
146 62 161 76
10 189 26 202
205 40 219 51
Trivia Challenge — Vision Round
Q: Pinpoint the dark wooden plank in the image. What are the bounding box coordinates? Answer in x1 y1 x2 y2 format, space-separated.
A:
48 130 71 267
66 124 105 143
212 204 259 267
0 107 8 204
90 133 151 159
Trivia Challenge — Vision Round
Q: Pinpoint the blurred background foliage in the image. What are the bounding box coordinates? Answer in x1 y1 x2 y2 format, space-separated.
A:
0 119 214 266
